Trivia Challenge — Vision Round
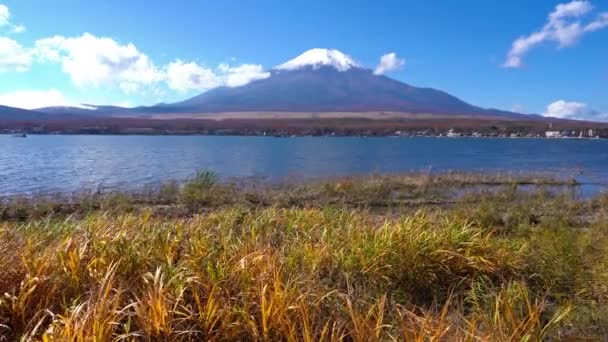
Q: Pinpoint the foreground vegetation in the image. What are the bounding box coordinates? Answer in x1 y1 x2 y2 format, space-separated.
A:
1 172 607 340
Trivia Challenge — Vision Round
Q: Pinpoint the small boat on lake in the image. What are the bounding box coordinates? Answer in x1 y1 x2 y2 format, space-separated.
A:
11 133 27 138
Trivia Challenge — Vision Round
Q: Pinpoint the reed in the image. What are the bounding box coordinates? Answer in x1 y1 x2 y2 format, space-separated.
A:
0 172 606 340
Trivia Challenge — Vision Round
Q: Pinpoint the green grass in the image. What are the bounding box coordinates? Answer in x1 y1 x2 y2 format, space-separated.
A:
0 171 580 221
0 172 606 340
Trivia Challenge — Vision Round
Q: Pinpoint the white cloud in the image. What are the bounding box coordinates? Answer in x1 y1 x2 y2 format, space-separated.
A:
34 33 164 90
374 52 405 75
0 4 8 27
30 33 268 94
167 61 269 92
219 63 270 87
108 101 134 108
0 89 84 109
551 0 593 21
0 4 26 33
585 12 608 31
504 1 608 68
0 37 31 72
543 99 608 121
119 82 141 94
11 24 25 33
166 60 221 92
544 100 588 118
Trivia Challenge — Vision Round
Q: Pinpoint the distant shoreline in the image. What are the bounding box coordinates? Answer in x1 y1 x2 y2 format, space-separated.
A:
3 115 608 138
2 132 606 140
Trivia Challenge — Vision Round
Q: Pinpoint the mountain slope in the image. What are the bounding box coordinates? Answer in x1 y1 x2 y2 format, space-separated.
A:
172 67 513 116
36 105 132 117
165 49 533 118
0 105 47 121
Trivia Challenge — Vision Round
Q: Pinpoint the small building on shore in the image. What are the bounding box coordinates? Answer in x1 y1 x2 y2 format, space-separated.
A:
447 129 461 137
545 131 561 138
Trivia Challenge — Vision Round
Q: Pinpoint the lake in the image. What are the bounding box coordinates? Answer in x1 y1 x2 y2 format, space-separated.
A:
1 135 607 196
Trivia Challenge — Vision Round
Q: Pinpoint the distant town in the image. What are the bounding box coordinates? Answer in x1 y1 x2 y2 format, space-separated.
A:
441 127 601 139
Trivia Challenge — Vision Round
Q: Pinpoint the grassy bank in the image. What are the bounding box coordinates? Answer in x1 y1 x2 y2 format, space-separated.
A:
0 171 579 221
1 172 607 340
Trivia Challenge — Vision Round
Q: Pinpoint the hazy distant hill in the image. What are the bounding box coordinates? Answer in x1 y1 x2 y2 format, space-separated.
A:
35 105 132 117
0 105 47 121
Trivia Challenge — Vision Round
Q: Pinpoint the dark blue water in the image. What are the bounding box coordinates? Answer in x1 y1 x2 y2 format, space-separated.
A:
1 135 607 195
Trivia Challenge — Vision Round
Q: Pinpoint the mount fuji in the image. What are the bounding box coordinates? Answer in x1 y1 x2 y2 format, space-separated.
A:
154 48 532 119
12 48 538 120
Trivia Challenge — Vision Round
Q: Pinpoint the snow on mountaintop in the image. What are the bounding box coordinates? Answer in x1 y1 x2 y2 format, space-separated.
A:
274 48 360 72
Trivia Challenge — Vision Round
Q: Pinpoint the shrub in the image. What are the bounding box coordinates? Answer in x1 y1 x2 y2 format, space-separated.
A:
179 170 218 209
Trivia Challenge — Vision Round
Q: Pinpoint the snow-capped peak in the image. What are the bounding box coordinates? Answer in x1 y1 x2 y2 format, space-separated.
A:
274 48 359 72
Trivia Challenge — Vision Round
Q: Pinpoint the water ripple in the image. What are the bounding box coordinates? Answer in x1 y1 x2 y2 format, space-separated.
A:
1 135 607 196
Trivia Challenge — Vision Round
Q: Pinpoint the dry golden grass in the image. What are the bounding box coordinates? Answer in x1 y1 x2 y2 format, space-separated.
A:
0 173 606 340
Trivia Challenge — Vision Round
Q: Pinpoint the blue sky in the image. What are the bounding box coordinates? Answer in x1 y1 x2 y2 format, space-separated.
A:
0 0 607 120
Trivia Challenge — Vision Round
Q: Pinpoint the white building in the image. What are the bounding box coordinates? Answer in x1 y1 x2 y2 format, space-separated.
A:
447 129 461 137
545 131 561 138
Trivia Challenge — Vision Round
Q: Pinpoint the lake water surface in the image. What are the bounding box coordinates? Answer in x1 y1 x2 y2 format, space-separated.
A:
1 135 607 196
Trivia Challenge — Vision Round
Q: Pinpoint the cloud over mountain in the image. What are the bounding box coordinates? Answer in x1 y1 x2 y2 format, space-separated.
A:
374 52 405 75
0 89 80 109
166 60 221 92
166 61 270 92
219 63 270 87
543 99 608 121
